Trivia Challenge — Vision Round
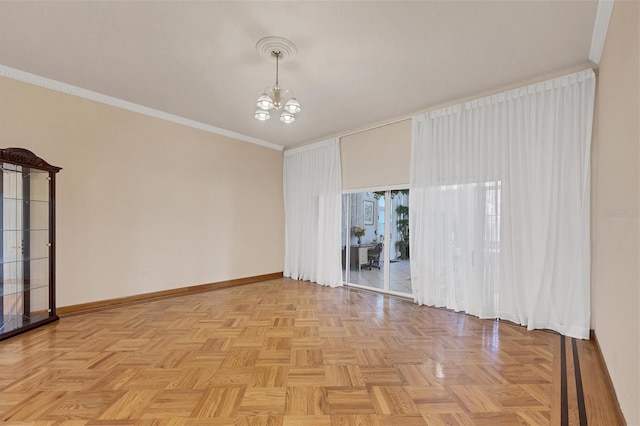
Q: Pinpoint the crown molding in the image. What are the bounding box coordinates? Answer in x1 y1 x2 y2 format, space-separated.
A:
588 0 614 65
0 64 284 152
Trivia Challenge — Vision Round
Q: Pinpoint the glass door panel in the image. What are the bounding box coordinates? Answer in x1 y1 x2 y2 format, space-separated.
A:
1 164 24 332
1 163 52 334
389 191 411 294
341 192 383 289
342 188 411 297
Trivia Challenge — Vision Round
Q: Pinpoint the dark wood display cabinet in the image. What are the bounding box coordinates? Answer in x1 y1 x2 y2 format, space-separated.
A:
0 148 61 341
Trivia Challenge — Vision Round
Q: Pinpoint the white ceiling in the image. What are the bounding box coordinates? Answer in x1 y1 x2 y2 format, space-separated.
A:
0 1 598 149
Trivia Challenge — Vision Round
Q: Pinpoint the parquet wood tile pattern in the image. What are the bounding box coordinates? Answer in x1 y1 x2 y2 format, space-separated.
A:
0 278 623 425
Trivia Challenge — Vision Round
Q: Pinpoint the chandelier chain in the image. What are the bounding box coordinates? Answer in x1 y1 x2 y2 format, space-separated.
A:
274 51 280 87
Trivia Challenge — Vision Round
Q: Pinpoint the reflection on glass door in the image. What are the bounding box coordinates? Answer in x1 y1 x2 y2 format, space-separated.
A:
341 188 411 296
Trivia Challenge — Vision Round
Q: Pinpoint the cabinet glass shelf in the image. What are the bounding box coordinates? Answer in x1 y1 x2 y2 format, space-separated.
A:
2 256 50 264
0 148 61 341
2 281 51 297
0 228 49 232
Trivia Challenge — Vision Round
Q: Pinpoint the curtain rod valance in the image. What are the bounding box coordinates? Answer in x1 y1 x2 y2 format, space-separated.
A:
414 69 595 121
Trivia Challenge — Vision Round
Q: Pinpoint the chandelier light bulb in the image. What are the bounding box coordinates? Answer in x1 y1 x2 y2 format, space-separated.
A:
256 94 274 110
284 98 301 114
254 109 271 121
280 112 295 124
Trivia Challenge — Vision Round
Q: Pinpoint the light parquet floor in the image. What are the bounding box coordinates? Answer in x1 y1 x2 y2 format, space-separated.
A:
0 278 623 425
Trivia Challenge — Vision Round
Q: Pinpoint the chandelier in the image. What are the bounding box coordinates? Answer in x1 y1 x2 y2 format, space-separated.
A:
254 37 301 124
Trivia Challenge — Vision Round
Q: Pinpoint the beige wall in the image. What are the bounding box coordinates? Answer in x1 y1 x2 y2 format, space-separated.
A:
591 1 640 424
340 120 411 190
0 77 285 307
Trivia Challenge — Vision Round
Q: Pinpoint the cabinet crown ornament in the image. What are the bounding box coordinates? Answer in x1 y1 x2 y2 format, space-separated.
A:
0 148 62 173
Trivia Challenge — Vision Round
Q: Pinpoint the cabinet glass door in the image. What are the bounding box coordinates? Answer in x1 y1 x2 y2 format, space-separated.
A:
1 164 51 334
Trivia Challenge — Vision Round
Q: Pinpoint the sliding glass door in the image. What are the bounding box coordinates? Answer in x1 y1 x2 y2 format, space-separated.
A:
341 188 411 296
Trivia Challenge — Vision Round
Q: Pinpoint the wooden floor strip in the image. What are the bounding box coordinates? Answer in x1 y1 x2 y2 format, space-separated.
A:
561 335 569 426
571 338 588 426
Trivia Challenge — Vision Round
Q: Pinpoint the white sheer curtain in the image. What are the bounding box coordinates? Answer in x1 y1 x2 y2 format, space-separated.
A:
410 70 595 339
284 138 343 287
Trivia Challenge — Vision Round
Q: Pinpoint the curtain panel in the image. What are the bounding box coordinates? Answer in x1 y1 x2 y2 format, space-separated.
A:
283 138 343 287
410 69 595 339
